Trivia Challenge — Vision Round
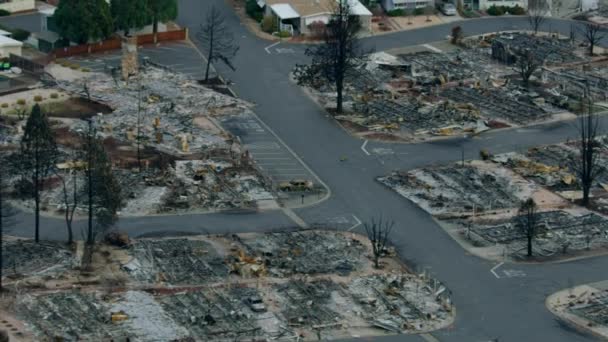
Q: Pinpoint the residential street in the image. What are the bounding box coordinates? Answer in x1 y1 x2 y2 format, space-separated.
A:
6 1 608 341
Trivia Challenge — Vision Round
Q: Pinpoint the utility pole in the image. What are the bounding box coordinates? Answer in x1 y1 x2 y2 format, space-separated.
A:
0 169 4 291
136 80 143 172
87 119 93 245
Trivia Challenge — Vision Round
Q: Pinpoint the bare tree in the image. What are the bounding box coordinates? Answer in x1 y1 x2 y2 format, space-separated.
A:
55 163 79 246
294 0 370 114
514 49 544 88
0 162 16 291
579 23 606 56
528 0 548 35
451 26 464 45
569 94 603 207
197 5 239 82
517 198 539 258
364 217 394 268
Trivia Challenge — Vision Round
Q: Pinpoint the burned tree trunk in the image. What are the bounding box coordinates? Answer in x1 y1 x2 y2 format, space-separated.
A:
294 0 370 115
197 5 239 83
364 217 394 268
580 23 606 56
517 198 538 257
569 95 603 207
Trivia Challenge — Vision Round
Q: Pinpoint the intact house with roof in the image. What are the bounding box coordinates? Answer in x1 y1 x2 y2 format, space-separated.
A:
258 0 372 35
381 0 434 10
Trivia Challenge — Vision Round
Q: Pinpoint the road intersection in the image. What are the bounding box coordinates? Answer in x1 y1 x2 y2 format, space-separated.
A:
6 1 608 340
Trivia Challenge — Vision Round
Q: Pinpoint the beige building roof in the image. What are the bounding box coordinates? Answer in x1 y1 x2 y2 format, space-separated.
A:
265 0 336 17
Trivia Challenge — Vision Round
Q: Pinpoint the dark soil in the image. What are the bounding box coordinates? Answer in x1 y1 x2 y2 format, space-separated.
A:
44 97 112 119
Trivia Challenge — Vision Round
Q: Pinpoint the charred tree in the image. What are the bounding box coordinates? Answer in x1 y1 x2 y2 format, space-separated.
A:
364 217 394 268
517 198 539 258
0 163 16 291
580 23 606 56
197 5 239 82
514 49 544 88
528 0 547 35
569 95 603 207
294 0 370 114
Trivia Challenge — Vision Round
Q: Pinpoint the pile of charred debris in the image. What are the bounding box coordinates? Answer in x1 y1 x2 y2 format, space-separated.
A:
3 230 454 341
1 62 275 216
300 32 602 141
380 139 608 259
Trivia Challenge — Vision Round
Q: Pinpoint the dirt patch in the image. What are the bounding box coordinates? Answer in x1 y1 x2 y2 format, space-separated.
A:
43 97 113 119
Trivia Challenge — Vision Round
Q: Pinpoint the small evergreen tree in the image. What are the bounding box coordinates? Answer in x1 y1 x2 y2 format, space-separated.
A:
18 104 58 242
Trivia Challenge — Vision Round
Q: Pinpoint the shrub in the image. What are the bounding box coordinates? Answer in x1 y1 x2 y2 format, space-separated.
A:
507 5 525 15
261 15 277 34
387 9 405 16
277 30 291 38
81 67 90 72
33 95 43 102
70 65 79 70
16 99 26 106
50 93 59 99
245 0 264 22
487 5 505 15
11 28 30 41
480 149 492 160
414 8 425 15
0 9 10 17
1 103 8 108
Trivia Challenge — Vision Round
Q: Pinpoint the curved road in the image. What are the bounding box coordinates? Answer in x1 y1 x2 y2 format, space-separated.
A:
9 3 608 341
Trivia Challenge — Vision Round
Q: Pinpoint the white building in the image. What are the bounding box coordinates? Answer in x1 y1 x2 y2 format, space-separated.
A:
0 0 36 13
0 34 23 56
381 0 434 10
260 0 372 35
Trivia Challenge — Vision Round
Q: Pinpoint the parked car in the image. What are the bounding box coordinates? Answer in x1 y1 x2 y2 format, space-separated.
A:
279 179 314 192
245 296 267 312
439 3 457 15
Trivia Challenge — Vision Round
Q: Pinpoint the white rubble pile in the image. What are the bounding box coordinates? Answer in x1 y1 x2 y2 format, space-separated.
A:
55 65 254 154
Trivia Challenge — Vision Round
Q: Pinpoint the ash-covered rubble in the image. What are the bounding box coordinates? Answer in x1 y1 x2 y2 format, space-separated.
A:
457 210 608 258
55 65 253 155
379 162 532 217
232 230 367 277
2 240 75 278
124 238 229 284
491 33 586 65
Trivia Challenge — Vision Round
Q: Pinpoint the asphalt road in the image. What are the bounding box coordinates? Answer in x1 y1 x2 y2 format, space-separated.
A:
4 3 608 341
176 2 608 341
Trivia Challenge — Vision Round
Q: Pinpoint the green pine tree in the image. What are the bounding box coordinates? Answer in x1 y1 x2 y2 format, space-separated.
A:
83 123 122 245
146 0 178 35
111 0 150 36
19 104 58 242
55 0 113 44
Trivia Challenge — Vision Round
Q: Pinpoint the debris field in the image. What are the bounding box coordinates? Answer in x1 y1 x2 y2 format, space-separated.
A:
3 230 454 341
298 32 600 141
1 61 277 217
380 144 608 260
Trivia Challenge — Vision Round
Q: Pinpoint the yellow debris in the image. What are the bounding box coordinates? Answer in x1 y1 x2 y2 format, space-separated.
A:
563 174 575 185
56 161 87 170
111 312 128 322
437 127 454 136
